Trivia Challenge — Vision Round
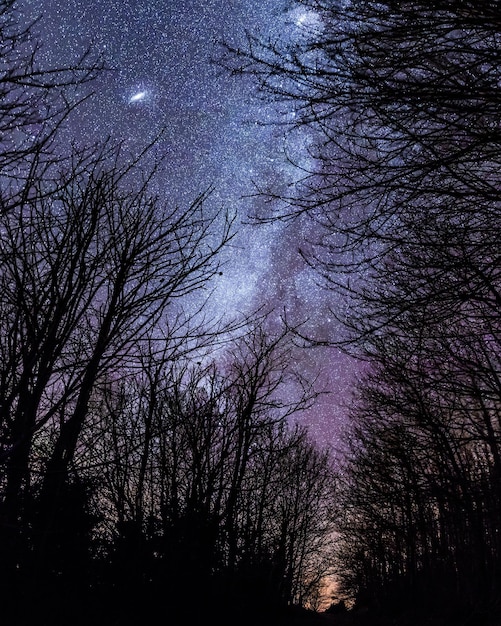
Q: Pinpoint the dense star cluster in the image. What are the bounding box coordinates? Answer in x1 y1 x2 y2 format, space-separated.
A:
20 0 355 447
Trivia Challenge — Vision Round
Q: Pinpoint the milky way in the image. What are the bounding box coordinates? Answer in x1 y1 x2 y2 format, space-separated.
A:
23 0 357 449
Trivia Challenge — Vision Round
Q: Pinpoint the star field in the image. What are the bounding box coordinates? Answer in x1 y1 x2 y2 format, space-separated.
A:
22 0 357 449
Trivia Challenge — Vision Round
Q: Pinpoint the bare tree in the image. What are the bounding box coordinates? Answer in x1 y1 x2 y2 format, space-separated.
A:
83 316 335 621
220 1 501 619
0 0 103 213
219 0 501 343
0 140 235 574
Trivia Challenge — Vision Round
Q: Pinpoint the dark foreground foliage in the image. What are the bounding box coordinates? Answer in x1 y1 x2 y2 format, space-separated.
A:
5 593 501 626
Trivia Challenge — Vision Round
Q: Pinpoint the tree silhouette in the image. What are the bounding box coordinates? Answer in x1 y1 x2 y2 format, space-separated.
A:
92 318 335 623
221 0 501 620
0 2 340 624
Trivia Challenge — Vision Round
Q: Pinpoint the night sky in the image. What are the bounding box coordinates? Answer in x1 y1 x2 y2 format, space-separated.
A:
23 0 356 449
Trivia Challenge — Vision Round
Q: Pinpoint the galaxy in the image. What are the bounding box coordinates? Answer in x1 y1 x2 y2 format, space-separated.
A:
128 90 147 103
20 0 354 449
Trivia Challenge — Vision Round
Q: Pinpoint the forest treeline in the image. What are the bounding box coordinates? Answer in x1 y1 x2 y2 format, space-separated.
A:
0 1 336 624
224 0 501 624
